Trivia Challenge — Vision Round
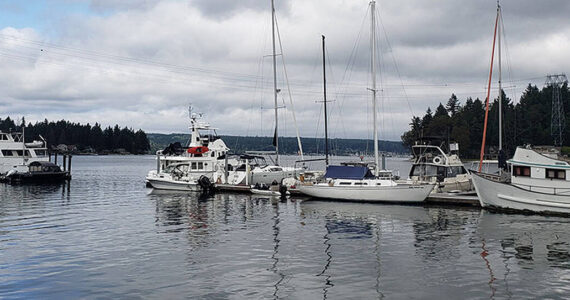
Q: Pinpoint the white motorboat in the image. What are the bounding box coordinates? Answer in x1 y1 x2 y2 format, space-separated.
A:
0 131 49 175
296 1 434 203
145 109 229 191
408 140 473 194
473 146 570 215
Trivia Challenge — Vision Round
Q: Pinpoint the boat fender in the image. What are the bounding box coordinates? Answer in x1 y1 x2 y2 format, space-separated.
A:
433 156 443 165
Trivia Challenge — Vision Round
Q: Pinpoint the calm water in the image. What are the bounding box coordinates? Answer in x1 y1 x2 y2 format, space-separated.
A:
1 155 569 299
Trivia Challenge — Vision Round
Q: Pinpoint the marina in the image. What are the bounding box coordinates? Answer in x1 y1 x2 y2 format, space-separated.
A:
1 0 570 298
1 155 569 299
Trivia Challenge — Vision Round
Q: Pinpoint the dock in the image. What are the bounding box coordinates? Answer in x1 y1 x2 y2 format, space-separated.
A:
215 183 252 193
426 193 480 206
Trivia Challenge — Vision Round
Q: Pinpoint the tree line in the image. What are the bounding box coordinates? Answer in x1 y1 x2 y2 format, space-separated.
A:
147 133 406 155
0 117 150 154
401 83 570 158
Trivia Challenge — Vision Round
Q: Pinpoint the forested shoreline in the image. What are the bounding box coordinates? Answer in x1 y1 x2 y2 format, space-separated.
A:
0 117 150 154
401 83 570 158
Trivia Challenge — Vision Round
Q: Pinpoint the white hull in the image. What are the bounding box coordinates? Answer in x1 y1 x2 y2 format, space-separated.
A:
296 183 434 203
472 172 570 215
251 189 287 196
146 177 201 192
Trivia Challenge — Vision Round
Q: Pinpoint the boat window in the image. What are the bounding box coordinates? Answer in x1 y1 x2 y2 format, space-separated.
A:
15 150 23 156
270 167 283 172
1 150 13 156
191 162 197 170
0 134 7 140
354 182 363 185
546 168 566 180
211 152 215 157
35 150 46 156
513 166 530 177
198 162 204 169
339 182 351 185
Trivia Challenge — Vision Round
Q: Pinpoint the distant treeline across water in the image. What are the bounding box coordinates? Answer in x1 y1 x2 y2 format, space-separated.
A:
147 133 406 155
0 117 150 154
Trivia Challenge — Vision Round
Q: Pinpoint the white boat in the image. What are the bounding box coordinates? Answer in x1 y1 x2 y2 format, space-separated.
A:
297 164 434 202
472 146 570 215
0 131 49 175
296 1 434 203
408 140 473 194
145 108 229 192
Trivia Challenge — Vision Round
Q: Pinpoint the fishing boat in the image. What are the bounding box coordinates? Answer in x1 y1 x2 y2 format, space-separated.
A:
471 2 570 215
473 146 570 214
296 1 435 203
408 138 473 194
145 108 228 192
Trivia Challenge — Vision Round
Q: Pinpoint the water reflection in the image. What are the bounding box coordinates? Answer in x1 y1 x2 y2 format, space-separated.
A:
476 211 570 298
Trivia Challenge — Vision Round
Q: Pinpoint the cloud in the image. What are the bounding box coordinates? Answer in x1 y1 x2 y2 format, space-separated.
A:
0 0 568 141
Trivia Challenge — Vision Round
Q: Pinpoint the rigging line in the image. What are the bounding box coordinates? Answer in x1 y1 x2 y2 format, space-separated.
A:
333 4 370 140
376 8 414 117
0 33 264 81
275 15 303 159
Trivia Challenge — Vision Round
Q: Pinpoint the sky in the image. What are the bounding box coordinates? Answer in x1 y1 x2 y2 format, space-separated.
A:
0 0 569 141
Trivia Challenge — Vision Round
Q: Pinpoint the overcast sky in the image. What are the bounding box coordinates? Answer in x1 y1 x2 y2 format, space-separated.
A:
0 0 568 141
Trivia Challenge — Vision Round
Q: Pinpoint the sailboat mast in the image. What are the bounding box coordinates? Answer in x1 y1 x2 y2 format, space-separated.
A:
271 0 279 165
370 1 379 176
498 2 502 151
478 4 500 172
322 35 329 166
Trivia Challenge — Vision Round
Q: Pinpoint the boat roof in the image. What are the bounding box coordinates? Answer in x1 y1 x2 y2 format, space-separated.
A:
508 146 570 169
325 165 374 180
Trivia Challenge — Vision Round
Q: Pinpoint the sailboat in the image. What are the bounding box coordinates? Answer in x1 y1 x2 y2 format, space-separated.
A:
471 3 570 215
296 1 435 203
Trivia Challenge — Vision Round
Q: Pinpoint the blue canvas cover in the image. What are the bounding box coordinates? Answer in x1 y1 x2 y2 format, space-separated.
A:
324 165 374 180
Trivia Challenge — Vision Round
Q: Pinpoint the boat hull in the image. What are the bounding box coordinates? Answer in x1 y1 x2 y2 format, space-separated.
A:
146 177 201 192
296 183 434 203
472 172 570 215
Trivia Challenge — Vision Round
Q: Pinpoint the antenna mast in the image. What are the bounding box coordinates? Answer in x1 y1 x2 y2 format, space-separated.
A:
547 74 568 147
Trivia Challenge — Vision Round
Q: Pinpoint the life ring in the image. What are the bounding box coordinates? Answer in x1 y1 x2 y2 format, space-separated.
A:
433 156 443 164
187 146 209 154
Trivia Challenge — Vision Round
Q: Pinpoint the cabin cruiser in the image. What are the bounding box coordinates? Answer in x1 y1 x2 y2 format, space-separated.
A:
145 111 229 192
472 146 570 215
0 131 49 174
408 140 473 194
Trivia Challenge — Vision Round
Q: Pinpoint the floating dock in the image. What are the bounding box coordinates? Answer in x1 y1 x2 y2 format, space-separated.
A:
426 193 480 206
215 183 252 193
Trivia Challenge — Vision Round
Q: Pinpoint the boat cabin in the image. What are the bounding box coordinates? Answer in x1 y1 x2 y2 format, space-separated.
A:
509 147 570 194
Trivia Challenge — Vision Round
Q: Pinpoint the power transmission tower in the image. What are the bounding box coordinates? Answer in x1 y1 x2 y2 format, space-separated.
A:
546 74 568 146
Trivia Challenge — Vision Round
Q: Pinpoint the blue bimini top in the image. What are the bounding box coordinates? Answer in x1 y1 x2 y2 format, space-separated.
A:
324 165 374 180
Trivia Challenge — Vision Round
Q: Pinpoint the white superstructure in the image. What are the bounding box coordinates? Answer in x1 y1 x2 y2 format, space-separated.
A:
408 142 472 194
0 131 49 174
473 146 570 214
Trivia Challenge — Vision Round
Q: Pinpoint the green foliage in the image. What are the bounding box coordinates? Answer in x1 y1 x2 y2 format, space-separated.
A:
401 83 570 158
0 117 150 154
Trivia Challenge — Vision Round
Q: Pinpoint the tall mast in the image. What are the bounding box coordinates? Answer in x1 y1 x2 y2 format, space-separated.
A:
322 35 329 166
497 2 502 151
478 4 500 172
370 1 379 176
271 0 279 165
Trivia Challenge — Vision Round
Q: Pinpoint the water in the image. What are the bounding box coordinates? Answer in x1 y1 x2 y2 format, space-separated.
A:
1 155 569 299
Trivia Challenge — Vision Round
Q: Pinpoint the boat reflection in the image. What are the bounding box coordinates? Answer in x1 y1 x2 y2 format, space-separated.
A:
475 210 570 299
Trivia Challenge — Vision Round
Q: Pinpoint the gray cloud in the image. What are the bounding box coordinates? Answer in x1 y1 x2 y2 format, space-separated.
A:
0 0 568 141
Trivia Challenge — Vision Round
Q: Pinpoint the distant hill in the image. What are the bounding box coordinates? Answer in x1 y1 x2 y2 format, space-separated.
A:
147 133 407 155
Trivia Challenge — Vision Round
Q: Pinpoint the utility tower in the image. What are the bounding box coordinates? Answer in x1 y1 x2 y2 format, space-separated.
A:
546 74 568 146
